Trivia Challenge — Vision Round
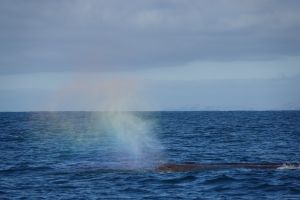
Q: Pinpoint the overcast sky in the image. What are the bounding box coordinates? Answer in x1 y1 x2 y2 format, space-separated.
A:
1 0 300 111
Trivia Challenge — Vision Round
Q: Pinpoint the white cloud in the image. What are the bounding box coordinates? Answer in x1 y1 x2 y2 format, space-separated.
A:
0 0 300 74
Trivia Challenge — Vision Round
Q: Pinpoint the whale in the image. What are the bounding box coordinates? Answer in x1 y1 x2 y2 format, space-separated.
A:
67 162 300 173
155 162 300 172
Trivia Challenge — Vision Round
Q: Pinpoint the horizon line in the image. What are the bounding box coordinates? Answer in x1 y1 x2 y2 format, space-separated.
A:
1 109 300 113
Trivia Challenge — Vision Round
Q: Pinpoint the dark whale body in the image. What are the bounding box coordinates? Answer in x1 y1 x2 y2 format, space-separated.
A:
156 163 299 172
72 162 299 173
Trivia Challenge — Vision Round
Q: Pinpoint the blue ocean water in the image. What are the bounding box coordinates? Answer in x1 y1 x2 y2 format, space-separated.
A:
0 111 300 199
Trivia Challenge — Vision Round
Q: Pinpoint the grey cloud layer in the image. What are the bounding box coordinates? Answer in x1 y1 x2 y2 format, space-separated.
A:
1 0 300 73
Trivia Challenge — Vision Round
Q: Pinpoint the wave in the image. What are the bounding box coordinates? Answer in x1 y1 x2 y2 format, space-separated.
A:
277 163 300 170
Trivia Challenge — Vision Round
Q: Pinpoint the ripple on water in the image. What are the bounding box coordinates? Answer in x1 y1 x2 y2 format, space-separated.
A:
203 174 236 185
161 174 198 184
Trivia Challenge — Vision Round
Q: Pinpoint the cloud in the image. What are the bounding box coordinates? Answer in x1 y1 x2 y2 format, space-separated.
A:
0 0 300 74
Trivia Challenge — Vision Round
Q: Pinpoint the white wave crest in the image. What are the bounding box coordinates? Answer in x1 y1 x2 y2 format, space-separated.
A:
277 163 300 170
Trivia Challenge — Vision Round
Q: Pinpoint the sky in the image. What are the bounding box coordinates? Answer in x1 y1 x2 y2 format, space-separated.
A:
0 0 300 111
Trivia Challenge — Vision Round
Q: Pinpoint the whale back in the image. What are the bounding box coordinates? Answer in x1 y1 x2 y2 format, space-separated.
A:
156 163 299 172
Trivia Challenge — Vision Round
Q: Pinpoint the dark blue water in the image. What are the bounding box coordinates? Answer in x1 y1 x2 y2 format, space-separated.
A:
1 111 300 199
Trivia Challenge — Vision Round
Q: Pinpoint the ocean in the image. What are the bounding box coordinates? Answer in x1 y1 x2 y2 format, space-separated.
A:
0 111 299 199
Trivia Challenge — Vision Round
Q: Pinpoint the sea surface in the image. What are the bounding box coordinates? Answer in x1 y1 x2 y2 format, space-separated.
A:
0 111 300 199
